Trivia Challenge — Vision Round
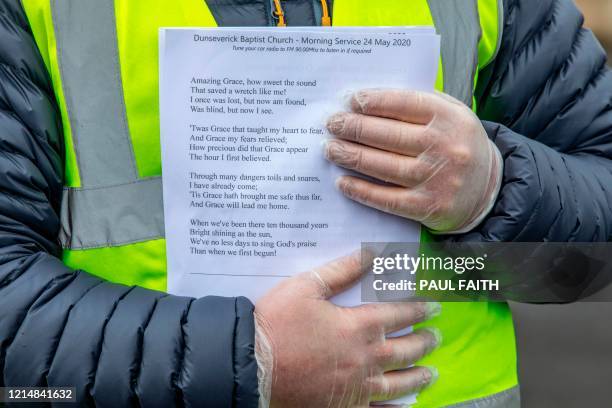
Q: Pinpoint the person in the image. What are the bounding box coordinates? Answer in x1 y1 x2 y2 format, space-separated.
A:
0 0 610 407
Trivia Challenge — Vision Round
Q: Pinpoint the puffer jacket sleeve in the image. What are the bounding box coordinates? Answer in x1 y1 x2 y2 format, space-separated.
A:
0 1 258 406
462 0 612 242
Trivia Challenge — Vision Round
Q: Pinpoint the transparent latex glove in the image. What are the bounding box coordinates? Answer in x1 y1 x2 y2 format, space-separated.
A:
325 89 503 234
255 251 441 408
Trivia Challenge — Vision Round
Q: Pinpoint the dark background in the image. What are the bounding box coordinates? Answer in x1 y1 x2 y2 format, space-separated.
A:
511 287 612 407
507 2 612 407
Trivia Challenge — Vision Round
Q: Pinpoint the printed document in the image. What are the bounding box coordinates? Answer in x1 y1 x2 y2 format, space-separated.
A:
160 26 439 407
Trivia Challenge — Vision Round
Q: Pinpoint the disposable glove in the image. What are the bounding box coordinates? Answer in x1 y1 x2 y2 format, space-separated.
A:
325 89 503 234
255 251 441 408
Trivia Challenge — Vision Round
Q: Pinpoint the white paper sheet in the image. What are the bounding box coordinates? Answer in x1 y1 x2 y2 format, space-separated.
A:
160 27 439 406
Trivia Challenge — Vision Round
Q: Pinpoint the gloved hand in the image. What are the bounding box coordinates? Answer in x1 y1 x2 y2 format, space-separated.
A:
325 89 503 234
255 251 441 408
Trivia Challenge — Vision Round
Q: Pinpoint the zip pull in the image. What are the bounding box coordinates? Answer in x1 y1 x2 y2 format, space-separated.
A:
320 0 331 26
272 0 287 27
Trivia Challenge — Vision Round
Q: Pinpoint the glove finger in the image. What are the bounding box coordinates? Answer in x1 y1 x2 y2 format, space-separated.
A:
336 175 428 220
350 89 450 125
326 112 430 156
302 249 373 299
325 139 429 188
378 329 441 370
369 366 436 402
356 302 437 334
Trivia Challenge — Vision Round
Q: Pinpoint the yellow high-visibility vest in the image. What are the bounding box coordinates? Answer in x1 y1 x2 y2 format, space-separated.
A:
22 0 517 406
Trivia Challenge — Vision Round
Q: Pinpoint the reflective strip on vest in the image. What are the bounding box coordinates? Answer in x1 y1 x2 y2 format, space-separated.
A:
51 0 137 187
445 386 520 408
60 178 164 249
52 0 492 250
428 0 480 106
51 0 164 249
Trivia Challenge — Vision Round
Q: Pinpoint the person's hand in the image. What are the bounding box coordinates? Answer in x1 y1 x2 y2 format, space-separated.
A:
325 89 503 234
254 251 441 408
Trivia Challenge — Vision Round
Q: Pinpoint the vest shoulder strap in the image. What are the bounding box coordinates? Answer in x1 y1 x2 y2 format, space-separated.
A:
333 0 504 105
478 0 504 69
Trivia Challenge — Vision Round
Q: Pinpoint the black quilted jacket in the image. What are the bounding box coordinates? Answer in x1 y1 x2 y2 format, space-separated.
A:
0 0 610 406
